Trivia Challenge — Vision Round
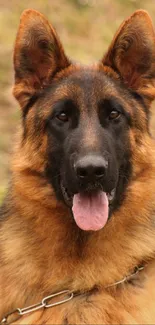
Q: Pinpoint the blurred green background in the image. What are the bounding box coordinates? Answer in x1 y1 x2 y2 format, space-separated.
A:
1 0 155 203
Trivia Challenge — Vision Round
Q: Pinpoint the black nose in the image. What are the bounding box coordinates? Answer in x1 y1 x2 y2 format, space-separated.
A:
75 155 108 182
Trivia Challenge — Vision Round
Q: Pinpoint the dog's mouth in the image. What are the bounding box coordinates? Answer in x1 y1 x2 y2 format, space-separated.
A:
61 182 115 231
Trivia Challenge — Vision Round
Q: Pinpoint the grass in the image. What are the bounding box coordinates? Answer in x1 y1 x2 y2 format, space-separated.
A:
0 0 155 200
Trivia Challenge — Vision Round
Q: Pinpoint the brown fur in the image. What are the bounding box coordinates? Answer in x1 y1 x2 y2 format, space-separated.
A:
1 9 155 324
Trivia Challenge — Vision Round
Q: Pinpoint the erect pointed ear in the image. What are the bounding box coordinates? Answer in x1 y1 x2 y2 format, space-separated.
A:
13 9 70 108
103 10 155 101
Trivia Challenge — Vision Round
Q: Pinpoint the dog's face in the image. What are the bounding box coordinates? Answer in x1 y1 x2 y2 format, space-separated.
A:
13 9 155 231
45 70 132 223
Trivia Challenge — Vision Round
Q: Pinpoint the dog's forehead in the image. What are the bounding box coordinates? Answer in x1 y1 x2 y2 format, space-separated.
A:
57 69 117 94
45 68 121 106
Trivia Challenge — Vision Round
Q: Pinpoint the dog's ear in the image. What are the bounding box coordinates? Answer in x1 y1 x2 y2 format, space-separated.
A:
13 10 70 108
103 10 155 102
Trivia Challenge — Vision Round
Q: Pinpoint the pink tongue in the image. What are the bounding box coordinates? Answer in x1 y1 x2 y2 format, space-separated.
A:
72 191 109 231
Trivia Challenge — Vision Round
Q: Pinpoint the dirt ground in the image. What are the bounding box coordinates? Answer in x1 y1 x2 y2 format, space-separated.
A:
0 0 155 201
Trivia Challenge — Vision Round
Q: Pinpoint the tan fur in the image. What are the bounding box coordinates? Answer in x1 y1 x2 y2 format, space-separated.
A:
1 9 155 324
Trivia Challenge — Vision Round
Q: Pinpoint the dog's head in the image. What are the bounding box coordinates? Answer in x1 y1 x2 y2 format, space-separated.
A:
13 9 155 231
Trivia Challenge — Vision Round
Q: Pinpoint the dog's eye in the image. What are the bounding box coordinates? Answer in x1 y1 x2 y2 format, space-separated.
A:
56 112 69 122
109 110 120 120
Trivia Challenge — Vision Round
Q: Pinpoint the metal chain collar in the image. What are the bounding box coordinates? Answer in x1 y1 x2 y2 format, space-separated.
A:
0 265 144 325
1 291 74 324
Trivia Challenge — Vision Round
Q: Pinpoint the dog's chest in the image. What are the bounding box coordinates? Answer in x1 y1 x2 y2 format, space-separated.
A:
13 276 155 325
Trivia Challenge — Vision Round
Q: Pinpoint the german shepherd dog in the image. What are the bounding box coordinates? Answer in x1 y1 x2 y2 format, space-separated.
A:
1 8 155 324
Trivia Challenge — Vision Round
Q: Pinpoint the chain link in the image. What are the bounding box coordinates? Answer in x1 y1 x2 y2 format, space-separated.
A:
105 265 144 288
1 290 74 324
